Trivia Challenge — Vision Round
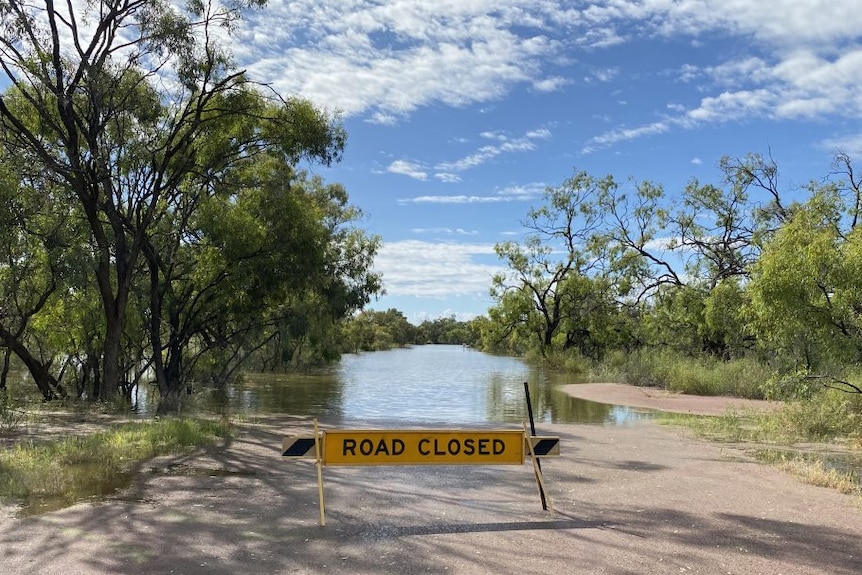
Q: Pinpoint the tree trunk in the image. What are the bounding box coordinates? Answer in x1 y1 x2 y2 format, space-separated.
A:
1 348 9 393
0 324 62 400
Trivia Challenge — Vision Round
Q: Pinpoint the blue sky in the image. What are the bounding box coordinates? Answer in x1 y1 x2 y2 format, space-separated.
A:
84 2 862 324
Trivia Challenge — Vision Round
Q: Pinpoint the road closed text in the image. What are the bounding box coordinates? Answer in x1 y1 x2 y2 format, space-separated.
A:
323 430 525 466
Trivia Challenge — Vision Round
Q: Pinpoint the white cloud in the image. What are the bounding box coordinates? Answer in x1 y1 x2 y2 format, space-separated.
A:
367 112 400 125
525 128 552 139
435 172 461 183
237 1 562 118
399 194 513 205
228 0 862 150
590 67 619 83
387 160 428 180
411 227 479 236
532 76 571 92
373 240 504 298
583 121 669 153
820 134 862 156
684 89 775 124
435 128 552 172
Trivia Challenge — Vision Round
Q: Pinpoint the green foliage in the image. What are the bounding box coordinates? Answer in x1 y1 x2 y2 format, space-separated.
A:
0 418 231 507
747 189 862 370
490 171 613 356
660 388 862 445
594 350 770 399
778 388 862 441
415 316 478 345
0 1 381 406
480 157 862 448
340 309 417 352
0 395 25 433
759 371 825 401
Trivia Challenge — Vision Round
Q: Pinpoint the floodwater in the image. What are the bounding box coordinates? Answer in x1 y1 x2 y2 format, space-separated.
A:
164 344 653 426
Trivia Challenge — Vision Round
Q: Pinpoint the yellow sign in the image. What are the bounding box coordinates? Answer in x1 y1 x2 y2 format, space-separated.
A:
323 429 525 466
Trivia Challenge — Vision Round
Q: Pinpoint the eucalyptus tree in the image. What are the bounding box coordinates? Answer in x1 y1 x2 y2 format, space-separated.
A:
143 156 380 409
593 154 795 360
0 149 71 399
341 309 415 352
490 171 610 356
747 180 862 380
669 154 792 289
0 0 347 401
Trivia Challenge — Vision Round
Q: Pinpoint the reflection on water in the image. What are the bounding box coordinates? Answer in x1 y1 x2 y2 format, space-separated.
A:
8 345 652 425
185 345 653 426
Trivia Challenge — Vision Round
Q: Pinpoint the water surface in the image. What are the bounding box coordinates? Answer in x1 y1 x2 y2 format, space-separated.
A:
189 345 652 426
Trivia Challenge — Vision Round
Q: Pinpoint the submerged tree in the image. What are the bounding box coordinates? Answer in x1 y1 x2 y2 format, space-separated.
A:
0 1 375 406
0 148 75 399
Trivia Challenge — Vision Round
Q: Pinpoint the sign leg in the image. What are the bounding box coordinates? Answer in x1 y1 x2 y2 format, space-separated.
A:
524 382 548 510
313 418 326 526
523 422 555 516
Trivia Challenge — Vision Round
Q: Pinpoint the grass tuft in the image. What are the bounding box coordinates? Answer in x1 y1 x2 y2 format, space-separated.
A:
753 449 859 495
0 417 231 511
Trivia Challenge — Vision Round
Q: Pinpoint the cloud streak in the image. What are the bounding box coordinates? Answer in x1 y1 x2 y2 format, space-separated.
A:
398 182 547 205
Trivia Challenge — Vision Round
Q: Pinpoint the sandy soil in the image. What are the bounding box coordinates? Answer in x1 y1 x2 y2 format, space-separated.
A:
1 388 860 575
561 383 783 416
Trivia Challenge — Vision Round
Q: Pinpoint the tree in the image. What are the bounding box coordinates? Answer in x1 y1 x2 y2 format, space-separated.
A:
341 309 415 352
0 151 72 399
415 316 474 345
0 0 351 402
670 154 794 289
141 155 374 409
747 189 862 372
490 171 608 355
597 177 682 303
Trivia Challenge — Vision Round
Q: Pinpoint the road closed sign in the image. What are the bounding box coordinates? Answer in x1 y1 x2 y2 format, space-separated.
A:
323 429 525 466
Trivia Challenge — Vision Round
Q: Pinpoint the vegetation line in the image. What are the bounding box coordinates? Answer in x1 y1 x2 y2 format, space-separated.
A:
657 410 861 499
0 418 231 513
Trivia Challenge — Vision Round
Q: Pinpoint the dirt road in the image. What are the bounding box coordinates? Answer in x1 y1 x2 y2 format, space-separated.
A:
2 407 860 575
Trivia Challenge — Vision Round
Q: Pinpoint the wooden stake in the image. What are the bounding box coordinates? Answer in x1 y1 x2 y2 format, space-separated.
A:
524 421 555 516
523 382 547 510
313 418 326 526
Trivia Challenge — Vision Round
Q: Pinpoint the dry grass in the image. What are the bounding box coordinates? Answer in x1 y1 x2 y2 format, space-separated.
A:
775 456 857 494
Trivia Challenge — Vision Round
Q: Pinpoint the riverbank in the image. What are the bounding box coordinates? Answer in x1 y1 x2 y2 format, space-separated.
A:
561 382 782 415
2 413 860 574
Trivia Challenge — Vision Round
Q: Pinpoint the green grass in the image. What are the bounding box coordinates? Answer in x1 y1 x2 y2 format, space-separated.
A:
0 417 232 513
657 391 862 499
593 349 772 399
657 388 862 444
0 397 27 433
